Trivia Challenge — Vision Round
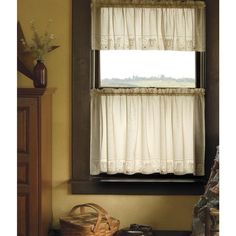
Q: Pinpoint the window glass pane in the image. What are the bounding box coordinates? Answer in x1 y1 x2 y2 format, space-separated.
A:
100 50 195 88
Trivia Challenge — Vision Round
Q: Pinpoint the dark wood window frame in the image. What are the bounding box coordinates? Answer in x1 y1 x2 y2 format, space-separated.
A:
71 0 219 195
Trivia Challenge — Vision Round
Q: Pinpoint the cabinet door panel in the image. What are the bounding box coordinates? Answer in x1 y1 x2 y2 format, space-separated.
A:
17 107 29 154
17 163 29 185
17 98 39 236
17 194 29 236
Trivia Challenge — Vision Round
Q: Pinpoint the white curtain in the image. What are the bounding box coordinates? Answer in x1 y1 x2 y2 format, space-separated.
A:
91 0 206 51
90 88 205 175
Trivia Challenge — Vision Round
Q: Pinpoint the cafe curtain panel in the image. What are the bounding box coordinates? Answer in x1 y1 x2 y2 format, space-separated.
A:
91 0 206 51
90 88 205 175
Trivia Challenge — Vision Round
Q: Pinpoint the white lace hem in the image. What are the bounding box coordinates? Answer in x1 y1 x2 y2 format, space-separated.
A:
90 158 204 176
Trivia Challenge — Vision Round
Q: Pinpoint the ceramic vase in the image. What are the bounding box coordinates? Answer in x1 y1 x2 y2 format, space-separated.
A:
33 60 47 88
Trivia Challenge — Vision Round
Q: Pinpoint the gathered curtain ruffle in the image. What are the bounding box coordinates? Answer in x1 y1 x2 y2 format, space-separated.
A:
91 87 205 95
92 0 206 8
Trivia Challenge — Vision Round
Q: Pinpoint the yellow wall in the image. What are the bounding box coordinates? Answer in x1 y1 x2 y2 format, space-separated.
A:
18 0 199 230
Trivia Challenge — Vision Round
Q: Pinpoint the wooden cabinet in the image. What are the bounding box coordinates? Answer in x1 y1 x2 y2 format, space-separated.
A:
17 88 54 236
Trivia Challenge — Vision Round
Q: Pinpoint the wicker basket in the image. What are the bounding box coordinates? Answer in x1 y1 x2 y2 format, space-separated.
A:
60 203 120 236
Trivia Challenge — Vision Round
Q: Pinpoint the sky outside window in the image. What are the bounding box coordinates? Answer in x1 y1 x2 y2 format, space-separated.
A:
100 50 195 88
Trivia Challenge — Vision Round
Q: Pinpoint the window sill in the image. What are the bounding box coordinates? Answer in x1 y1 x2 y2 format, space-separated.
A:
92 176 205 183
71 177 206 195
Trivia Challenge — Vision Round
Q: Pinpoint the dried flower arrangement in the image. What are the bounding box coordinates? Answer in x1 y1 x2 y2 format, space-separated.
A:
20 20 58 61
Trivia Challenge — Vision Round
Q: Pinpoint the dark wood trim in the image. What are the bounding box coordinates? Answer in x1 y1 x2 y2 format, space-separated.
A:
71 0 219 194
71 180 204 195
72 0 91 181
204 0 219 178
17 58 34 80
196 52 206 88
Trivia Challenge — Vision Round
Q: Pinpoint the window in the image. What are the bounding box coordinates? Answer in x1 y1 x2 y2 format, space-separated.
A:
71 0 219 195
90 0 205 177
100 50 196 88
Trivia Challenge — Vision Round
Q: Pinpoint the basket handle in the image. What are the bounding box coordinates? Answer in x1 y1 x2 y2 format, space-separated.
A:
68 203 112 232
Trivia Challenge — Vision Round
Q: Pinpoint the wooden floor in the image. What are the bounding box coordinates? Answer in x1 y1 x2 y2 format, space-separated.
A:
154 231 191 236
49 229 191 236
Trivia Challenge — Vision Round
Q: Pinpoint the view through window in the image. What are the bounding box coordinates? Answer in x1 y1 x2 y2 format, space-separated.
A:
100 50 195 88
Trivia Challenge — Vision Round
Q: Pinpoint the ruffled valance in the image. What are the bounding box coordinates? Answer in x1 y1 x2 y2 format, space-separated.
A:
91 0 206 51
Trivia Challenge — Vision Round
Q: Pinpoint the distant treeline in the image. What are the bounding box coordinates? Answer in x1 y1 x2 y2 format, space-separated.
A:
101 75 195 87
